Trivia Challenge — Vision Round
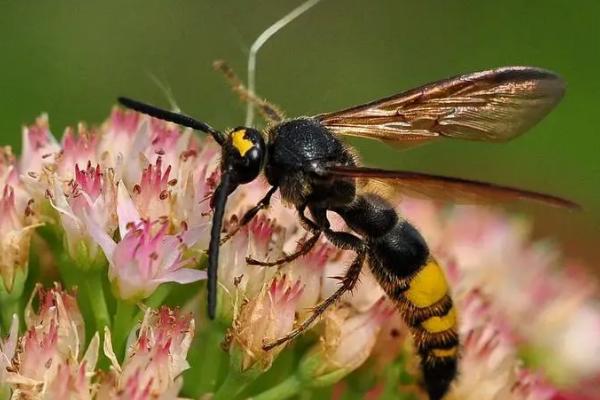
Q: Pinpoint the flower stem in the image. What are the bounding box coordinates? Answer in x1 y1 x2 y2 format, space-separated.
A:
0 268 26 332
0 296 19 333
83 271 110 331
112 300 136 360
251 375 303 400
191 323 228 396
379 356 417 400
134 283 173 322
212 366 249 400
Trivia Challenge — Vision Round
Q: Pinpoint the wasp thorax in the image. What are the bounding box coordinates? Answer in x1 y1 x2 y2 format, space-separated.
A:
224 127 266 184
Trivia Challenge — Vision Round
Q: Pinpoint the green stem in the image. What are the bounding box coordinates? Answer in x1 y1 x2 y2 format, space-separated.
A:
0 268 27 333
0 296 19 333
251 375 303 400
134 283 173 322
83 271 110 331
212 366 250 400
341 388 366 400
112 300 136 360
192 323 228 395
379 359 416 400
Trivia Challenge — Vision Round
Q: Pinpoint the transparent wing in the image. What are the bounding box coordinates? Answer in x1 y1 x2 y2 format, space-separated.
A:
326 165 578 209
316 66 565 147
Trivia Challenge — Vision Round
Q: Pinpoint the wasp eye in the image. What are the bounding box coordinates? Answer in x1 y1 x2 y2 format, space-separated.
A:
227 127 266 184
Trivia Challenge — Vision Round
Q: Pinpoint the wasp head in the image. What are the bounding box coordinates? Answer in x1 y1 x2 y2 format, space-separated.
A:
223 127 266 184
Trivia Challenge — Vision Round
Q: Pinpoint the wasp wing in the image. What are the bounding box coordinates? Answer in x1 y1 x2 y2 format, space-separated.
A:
326 165 578 210
316 67 565 147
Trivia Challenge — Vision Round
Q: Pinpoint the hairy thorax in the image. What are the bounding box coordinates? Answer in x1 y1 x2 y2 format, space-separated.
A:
265 117 357 208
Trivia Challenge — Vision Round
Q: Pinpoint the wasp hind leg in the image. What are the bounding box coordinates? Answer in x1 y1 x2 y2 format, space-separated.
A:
213 60 284 124
263 204 367 350
263 246 366 350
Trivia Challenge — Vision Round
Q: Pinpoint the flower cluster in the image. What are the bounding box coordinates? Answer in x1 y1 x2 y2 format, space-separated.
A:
0 108 598 400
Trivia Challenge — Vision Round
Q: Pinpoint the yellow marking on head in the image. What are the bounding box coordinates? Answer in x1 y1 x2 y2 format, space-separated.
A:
432 346 458 358
232 129 253 157
421 307 457 333
405 259 448 308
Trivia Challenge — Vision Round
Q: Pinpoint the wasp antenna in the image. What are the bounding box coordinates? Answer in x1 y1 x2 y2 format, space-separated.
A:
245 0 323 126
117 97 226 145
207 171 235 319
146 72 181 113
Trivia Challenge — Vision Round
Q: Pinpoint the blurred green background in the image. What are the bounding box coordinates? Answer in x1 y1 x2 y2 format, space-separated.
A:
1 0 598 264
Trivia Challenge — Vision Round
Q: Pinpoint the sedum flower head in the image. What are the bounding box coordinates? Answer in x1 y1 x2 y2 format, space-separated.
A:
101 307 195 399
5 284 98 399
0 107 597 399
88 218 206 301
229 275 304 371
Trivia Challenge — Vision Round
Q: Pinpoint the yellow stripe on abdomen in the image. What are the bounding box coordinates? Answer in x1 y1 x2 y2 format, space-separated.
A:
431 346 458 358
421 307 457 333
404 258 448 308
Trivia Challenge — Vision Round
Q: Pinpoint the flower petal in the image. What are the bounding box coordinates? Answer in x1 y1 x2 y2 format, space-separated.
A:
153 268 207 284
116 181 140 237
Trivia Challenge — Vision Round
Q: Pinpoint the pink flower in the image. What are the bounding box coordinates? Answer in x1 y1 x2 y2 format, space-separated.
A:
283 240 337 311
100 307 194 399
131 157 173 223
0 184 35 291
0 147 20 191
98 108 148 187
0 315 18 392
6 285 98 398
44 359 95 400
19 114 60 178
49 162 118 263
219 215 285 303
56 126 99 179
88 218 206 301
229 275 304 371
319 298 394 373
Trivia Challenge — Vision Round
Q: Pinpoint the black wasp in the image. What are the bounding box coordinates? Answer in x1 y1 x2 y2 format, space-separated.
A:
119 62 575 400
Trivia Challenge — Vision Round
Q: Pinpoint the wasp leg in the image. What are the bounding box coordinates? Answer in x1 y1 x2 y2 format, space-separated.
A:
213 60 284 124
246 233 321 266
296 203 322 234
309 206 364 251
220 186 278 245
246 203 322 266
263 246 366 350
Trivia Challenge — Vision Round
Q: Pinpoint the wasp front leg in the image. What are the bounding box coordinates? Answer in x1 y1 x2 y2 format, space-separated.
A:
245 203 322 267
220 186 278 245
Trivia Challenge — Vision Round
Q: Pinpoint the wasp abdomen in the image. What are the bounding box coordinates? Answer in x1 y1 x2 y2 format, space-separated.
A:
336 194 458 400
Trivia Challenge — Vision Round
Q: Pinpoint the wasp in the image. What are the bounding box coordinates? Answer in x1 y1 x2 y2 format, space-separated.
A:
119 63 575 399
